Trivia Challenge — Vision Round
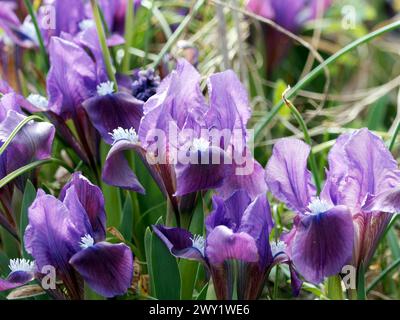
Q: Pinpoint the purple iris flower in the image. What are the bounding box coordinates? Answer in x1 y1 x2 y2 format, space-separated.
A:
0 88 55 239
246 0 332 72
153 189 301 299
1 172 134 299
38 0 139 46
265 129 400 284
0 1 36 48
99 59 266 208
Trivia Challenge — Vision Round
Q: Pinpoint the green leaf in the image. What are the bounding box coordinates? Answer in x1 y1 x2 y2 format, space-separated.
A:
20 180 36 259
357 263 366 300
179 196 203 299
120 194 134 241
196 282 209 300
147 218 181 300
100 142 122 228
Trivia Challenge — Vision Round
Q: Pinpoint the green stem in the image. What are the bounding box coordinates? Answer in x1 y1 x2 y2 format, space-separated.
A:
90 0 118 89
283 89 321 193
23 0 49 69
143 0 154 66
326 275 344 300
122 0 135 73
273 265 280 299
0 158 73 189
254 20 400 140
150 0 206 69
388 120 400 151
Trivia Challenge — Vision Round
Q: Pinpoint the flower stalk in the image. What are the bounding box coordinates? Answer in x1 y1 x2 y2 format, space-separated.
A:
282 86 321 193
90 0 118 89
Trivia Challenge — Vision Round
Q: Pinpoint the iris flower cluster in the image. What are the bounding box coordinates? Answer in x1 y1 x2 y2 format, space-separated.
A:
0 0 398 301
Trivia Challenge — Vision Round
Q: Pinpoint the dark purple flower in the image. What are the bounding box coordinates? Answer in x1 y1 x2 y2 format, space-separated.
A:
131 69 160 102
102 59 266 206
23 172 134 299
265 129 400 284
0 100 54 239
153 189 300 299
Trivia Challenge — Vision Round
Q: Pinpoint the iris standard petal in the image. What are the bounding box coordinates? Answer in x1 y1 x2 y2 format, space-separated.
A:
69 242 133 298
339 129 400 210
239 194 274 267
59 172 106 241
138 59 207 148
206 69 251 134
83 92 144 144
152 225 205 262
292 205 354 284
206 190 251 232
47 37 97 119
206 225 259 266
265 138 316 213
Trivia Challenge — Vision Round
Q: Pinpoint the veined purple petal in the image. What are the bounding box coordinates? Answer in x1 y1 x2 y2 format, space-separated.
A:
205 69 251 135
59 172 106 241
265 138 316 213
352 211 393 268
152 225 205 262
206 225 259 266
53 0 85 38
83 92 143 144
362 187 400 213
70 242 133 298
292 206 354 284
102 139 145 194
217 154 267 200
337 129 400 211
0 270 34 291
0 110 55 180
24 191 84 298
174 146 233 196
47 37 97 120
321 132 351 205
206 190 251 233
239 194 273 267
138 59 207 149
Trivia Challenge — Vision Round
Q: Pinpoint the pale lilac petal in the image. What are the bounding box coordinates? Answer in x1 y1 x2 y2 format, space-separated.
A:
217 154 267 199
205 69 251 135
206 225 259 266
265 138 316 212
